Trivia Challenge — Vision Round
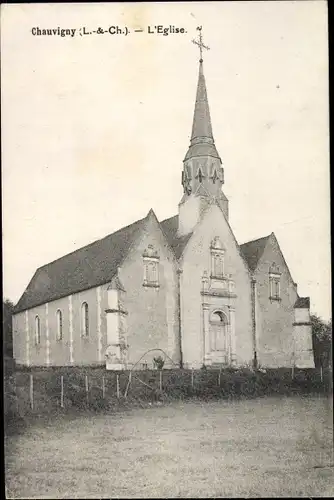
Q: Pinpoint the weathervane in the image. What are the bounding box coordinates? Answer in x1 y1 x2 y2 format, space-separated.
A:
192 26 210 62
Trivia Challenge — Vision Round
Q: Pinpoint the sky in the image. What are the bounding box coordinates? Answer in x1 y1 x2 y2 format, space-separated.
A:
1 1 330 319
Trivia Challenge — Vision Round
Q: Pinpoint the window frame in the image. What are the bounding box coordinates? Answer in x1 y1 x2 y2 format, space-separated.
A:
56 309 63 341
269 269 281 301
35 315 41 345
143 245 160 288
210 310 228 351
212 252 224 278
210 237 225 279
81 302 89 337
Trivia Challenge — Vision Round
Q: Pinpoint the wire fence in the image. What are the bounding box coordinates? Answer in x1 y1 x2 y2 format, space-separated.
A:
4 365 332 420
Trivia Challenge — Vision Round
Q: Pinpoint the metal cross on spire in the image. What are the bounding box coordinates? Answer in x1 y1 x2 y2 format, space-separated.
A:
192 26 210 63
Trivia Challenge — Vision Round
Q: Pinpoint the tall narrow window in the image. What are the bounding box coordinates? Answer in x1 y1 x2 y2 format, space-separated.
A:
274 279 280 298
35 315 41 345
213 253 224 277
269 263 281 300
81 302 89 337
270 278 281 299
210 236 225 279
143 245 160 287
56 309 63 341
146 261 157 283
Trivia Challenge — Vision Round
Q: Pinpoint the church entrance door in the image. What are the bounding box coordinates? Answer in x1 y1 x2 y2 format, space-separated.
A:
209 310 228 364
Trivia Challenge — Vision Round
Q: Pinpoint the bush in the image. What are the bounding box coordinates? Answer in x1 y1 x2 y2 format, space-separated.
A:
153 356 165 370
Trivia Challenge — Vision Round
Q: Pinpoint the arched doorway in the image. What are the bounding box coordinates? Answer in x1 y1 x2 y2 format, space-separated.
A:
209 310 228 364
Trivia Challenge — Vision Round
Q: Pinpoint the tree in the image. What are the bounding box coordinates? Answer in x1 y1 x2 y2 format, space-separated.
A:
311 314 332 368
3 298 14 358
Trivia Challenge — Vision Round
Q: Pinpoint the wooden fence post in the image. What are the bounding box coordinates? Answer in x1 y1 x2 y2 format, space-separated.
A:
159 370 162 392
191 368 194 388
124 371 132 399
116 374 120 398
15 375 19 415
102 376 105 398
320 366 323 383
85 375 89 404
30 374 34 410
60 375 64 408
218 370 221 387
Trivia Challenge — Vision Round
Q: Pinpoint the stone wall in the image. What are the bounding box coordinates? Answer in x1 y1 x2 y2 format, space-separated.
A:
12 284 109 366
180 204 253 368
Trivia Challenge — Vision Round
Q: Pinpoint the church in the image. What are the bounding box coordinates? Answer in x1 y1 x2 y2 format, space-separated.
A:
12 39 315 371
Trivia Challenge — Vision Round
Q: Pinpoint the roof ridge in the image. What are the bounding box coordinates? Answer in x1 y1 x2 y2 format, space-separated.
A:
36 216 147 271
160 214 178 224
239 233 272 247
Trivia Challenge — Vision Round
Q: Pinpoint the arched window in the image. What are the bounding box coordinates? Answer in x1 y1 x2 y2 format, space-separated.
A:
211 310 227 324
81 302 89 337
56 309 63 341
210 311 228 351
35 315 41 345
144 260 159 285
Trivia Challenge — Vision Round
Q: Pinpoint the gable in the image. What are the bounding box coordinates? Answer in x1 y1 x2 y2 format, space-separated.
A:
161 206 254 272
256 232 296 286
129 209 178 264
180 203 251 275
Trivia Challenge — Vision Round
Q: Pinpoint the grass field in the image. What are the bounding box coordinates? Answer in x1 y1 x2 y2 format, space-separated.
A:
5 396 334 498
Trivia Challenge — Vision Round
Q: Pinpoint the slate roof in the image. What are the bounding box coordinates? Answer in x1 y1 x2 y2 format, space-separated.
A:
14 212 193 314
239 234 271 272
191 60 214 144
14 216 147 313
14 208 276 314
160 215 193 260
294 297 310 309
184 60 221 162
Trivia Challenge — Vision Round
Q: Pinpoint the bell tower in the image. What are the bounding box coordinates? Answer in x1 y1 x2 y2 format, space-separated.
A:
178 27 229 237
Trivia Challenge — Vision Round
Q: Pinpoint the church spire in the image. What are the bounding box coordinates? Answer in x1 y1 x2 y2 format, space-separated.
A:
185 27 220 162
190 59 214 145
190 27 213 145
178 27 229 236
